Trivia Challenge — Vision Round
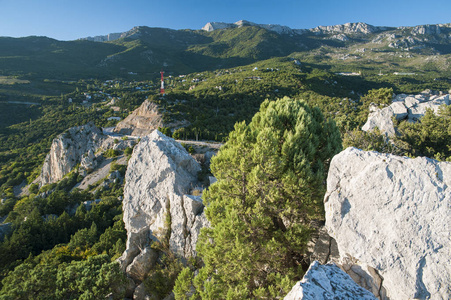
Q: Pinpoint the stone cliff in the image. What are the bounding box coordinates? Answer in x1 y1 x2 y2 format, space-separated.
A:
119 130 209 281
38 123 105 187
324 147 450 299
113 99 163 136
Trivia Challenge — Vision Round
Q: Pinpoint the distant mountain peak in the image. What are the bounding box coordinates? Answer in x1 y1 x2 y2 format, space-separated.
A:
202 20 300 35
311 22 392 34
201 20 391 35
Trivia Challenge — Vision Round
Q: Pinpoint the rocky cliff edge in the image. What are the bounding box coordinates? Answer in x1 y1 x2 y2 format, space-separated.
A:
324 147 451 299
118 130 209 280
38 123 105 187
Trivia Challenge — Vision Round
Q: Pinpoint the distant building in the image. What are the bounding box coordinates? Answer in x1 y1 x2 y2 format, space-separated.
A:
336 72 361 76
393 72 416 75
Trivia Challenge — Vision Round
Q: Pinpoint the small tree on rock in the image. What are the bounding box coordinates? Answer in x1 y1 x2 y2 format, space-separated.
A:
175 97 342 299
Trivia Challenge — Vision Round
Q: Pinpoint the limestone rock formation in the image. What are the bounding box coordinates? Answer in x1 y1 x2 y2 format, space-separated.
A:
311 22 383 35
361 105 397 136
113 100 163 136
325 147 451 299
119 130 209 274
284 261 377 300
101 136 137 151
126 246 158 282
38 123 105 187
362 92 450 135
202 20 299 35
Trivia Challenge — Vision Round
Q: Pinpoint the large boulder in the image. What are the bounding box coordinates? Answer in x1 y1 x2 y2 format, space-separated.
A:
325 147 451 299
119 130 209 274
361 105 397 136
38 123 105 187
284 261 376 300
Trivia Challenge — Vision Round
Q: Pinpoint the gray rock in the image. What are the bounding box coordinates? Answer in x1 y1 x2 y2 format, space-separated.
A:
101 136 136 151
38 123 105 187
361 106 396 136
325 147 451 300
308 226 339 265
126 246 158 282
133 283 151 300
363 92 451 135
125 277 136 299
408 101 444 121
119 130 209 275
390 101 408 120
404 96 419 108
284 261 376 300
80 149 97 171
311 22 382 35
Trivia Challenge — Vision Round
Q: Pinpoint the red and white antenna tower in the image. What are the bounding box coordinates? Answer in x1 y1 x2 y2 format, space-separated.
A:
160 70 165 95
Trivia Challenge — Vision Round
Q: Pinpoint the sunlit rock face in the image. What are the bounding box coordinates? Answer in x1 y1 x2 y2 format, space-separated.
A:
38 123 105 187
118 130 209 274
284 261 377 300
325 147 451 300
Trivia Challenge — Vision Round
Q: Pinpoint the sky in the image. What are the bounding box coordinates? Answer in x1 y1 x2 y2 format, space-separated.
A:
0 0 450 41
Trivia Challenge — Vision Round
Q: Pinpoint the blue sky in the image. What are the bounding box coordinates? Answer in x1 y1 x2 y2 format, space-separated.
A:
0 0 450 40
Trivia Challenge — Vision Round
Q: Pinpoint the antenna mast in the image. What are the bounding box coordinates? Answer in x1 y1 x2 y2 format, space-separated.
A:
160 70 165 95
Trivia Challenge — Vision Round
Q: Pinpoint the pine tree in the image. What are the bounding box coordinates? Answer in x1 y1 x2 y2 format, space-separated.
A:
177 97 342 299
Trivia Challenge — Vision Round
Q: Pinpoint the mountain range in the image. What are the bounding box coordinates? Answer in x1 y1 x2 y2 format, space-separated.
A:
1 20 450 79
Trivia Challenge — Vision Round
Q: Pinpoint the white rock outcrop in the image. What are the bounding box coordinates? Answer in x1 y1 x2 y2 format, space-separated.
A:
202 20 298 35
119 130 209 273
38 123 105 187
361 105 397 136
325 147 451 299
311 22 383 35
363 92 450 135
284 261 376 300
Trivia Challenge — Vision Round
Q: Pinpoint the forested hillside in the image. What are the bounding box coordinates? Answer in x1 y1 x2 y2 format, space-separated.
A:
0 21 450 299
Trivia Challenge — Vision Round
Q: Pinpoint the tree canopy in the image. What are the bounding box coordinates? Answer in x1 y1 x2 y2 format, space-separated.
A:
175 97 342 299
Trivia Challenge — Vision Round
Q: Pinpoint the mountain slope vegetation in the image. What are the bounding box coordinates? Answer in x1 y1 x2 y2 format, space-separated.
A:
0 21 450 299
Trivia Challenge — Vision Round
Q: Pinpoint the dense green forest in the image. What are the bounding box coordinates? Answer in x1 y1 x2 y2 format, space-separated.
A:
0 24 450 299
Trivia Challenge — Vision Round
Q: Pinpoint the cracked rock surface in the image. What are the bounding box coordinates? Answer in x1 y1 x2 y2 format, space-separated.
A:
325 147 451 300
284 261 377 300
119 130 209 274
38 122 105 187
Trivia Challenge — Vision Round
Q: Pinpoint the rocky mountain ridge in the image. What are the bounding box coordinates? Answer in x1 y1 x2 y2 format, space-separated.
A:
201 20 392 35
2 19 450 79
82 20 451 42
